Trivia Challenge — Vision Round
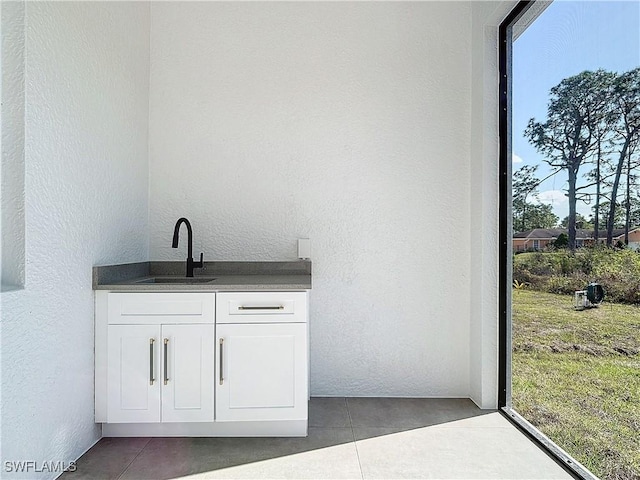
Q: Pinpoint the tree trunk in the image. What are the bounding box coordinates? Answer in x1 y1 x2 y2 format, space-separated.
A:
607 138 630 246
568 170 577 251
625 148 631 244
594 143 601 243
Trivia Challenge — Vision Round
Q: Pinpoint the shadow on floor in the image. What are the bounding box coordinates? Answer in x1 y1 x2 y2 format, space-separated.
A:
63 397 496 480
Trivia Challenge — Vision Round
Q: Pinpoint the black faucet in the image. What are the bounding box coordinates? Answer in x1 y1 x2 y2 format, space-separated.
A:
172 217 204 277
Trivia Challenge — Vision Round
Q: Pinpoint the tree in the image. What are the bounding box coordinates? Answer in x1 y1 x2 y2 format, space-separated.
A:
513 165 540 232
560 214 592 230
519 204 559 231
623 140 639 242
593 201 625 230
587 89 619 242
606 68 640 245
512 165 559 231
525 70 616 251
629 195 640 229
532 204 559 230
554 233 569 248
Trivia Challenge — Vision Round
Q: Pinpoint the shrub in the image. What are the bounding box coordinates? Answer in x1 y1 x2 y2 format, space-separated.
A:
544 273 589 295
554 233 569 248
513 248 640 304
513 264 547 290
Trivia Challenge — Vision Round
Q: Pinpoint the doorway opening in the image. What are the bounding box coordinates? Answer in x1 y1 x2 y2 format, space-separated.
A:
500 1 640 479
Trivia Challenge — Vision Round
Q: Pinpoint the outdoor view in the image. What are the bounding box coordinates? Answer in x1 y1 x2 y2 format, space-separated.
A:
511 2 640 479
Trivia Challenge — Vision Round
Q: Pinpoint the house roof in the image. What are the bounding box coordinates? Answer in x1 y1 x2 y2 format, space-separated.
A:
513 228 562 239
513 227 638 240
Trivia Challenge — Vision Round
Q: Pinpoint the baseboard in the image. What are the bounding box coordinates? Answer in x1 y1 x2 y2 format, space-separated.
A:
101 420 308 437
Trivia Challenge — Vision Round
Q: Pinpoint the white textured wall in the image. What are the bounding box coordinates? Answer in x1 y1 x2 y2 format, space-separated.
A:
1 1 26 289
149 2 473 396
1 2 150 478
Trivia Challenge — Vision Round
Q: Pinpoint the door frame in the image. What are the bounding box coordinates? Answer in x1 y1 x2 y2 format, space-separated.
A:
497 2 597 479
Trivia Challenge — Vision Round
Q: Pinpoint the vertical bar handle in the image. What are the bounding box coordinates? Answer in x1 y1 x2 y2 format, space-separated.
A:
219 338 224 385
149 338 155 385
163 338 169 385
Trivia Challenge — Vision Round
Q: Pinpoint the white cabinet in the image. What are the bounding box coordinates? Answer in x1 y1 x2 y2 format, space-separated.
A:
107 324 161 423
162 324 214 422
96 289 309 435
216 292 308 422
103 293 215 424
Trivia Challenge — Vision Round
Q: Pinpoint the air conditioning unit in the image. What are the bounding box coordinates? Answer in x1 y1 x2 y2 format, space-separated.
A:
574 283 605 310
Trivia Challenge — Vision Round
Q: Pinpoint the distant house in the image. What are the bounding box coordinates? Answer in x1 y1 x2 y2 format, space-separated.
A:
513 227 640 252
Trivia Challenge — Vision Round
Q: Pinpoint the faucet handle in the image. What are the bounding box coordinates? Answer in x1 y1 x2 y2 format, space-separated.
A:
195 252 204 268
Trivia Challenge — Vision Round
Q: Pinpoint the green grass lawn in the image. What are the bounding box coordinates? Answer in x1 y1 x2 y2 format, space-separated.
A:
512 289 640 479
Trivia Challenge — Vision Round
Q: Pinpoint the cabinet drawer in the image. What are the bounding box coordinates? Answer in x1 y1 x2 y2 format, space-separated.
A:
108 293 215 325
216 292 307 324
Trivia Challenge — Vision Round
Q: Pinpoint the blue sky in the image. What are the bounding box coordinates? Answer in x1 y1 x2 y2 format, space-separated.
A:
512 0 640 223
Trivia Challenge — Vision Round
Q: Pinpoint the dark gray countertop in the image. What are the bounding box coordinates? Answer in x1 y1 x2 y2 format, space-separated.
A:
93 261 312 291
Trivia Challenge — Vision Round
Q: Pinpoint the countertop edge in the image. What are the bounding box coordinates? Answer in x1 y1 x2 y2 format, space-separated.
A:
93 261 312 291
95 284 311 292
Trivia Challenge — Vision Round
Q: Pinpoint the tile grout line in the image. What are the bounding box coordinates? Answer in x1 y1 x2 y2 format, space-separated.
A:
345 397 365 480
116 438 152 480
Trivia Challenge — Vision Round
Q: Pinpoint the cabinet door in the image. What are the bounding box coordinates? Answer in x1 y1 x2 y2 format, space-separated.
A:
107 325 161 423
216 323 308 422
161 324 214 422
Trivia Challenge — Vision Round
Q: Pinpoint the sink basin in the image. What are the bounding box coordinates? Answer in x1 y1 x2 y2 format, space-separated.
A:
134 277 217 284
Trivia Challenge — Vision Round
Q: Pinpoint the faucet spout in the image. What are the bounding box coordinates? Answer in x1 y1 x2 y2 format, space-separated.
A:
172 217 203 277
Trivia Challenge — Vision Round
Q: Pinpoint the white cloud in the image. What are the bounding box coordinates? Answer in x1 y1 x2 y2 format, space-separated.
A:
534 190 567 205
512 153 524 164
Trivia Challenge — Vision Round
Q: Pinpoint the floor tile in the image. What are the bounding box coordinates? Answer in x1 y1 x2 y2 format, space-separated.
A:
309 397 351 428
353 426 414 442
355 415 572 479
118 437 212 480
119 428 355 480
430 411 512 428
192 440 362 479
59 437 150 480
65 400 575 480
346 397 486 428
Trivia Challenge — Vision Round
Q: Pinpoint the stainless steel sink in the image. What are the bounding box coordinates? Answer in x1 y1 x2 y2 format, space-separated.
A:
134 277 217 284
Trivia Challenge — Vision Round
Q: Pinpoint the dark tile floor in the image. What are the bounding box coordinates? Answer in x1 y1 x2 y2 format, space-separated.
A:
61 398 571 480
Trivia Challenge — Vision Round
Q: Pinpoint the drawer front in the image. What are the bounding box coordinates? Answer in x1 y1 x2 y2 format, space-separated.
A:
108 293 215 325
216 292 307 324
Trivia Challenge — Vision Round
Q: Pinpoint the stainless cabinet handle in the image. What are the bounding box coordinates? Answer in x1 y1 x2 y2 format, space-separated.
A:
219 338 224 385
238 305 284 310
149 338 155 385
163 338 169 385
